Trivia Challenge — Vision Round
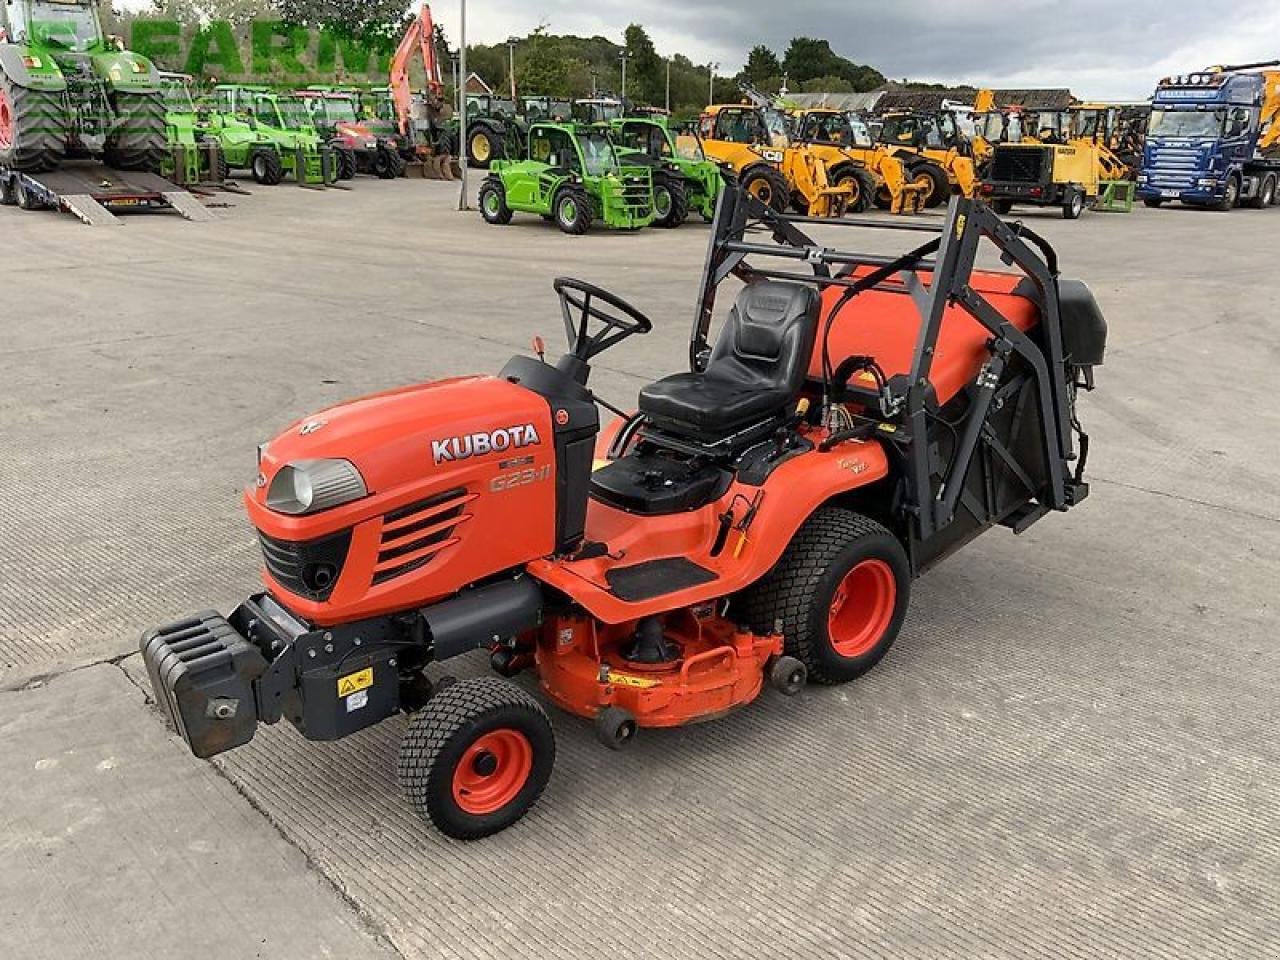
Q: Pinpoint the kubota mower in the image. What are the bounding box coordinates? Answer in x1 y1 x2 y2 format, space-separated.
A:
141 187 1106 840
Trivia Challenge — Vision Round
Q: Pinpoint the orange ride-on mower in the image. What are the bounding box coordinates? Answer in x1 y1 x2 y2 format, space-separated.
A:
141 186 1106 840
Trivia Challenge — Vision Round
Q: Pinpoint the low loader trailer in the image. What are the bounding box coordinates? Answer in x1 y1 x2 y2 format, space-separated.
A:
0 160 213 225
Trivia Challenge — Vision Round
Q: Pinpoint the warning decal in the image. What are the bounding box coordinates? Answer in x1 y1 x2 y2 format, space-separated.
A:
337 667 374 697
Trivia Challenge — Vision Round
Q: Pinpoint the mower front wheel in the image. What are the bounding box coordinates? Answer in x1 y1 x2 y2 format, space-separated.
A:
740 508 909 685
553 186 593 235
478 180 513 224
398 677 554 840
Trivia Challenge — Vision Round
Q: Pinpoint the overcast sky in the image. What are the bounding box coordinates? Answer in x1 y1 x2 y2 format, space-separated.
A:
453 0 1280 99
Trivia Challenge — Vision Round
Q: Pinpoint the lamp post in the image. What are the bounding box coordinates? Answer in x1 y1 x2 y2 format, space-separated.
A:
619 49 632 99
708 61 718 105
457 1 468 211
506 36 518 102
665 57 670 112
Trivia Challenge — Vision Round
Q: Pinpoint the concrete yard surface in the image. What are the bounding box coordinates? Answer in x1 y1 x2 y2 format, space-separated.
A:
1 177 1277 958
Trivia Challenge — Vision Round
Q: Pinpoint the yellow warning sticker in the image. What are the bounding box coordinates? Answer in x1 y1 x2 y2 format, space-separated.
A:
607 672 661 690
337 667 373 697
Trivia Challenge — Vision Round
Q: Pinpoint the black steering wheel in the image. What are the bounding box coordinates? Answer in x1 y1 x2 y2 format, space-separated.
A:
553 277 653 362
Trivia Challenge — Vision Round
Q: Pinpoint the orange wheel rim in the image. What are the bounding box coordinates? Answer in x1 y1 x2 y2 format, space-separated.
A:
451 728 533 815
827 559 896 657
749 180 772 204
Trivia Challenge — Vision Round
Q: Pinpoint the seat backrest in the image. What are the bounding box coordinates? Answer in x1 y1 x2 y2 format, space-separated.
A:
707 281 820 394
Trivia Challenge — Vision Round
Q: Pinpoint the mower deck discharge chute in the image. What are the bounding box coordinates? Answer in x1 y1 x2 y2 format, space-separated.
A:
141 187 1106 840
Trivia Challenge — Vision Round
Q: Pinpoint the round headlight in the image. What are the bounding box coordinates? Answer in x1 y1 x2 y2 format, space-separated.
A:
266 459 366 515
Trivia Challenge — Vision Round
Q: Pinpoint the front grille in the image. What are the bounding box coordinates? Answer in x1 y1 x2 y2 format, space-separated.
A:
373 487 474 585
258 529 352 601
992 146 1048 184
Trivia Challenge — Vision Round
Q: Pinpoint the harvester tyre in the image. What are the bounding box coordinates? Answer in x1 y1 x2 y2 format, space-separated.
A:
739 165 789 212
652 173 689 228
911 161 950 208
397 677 554 840
0 73 65 172
104 92 168 173
250 148 284 186
478 179 512 224
554 186 592 234
739 508 909 685
334 146 357 181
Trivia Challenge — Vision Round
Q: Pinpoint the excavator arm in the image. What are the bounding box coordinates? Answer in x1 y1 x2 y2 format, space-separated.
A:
390 3 443 139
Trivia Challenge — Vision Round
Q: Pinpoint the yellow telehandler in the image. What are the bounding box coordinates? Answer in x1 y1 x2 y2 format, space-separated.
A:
873 108 979 202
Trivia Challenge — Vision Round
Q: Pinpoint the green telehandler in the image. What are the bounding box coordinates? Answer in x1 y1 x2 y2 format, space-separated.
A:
0 0 167 172
609 114 724 226
210 84 335 186
478 121 654 234
158 72 228 187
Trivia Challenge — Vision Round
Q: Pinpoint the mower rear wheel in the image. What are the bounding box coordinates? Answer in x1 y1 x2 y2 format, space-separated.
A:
398 677 554 840
652 174 689 228
251 148 285 186
554 186 592 234
739 508 909 685
479 179 513 224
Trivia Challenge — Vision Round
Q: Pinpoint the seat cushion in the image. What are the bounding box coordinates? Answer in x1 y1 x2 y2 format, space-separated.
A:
639 371 791 435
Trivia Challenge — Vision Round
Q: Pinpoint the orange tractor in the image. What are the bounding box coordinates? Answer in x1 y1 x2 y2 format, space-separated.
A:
142 188 1106 839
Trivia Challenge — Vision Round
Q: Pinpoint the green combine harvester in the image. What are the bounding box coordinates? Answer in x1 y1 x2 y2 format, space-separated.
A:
610 113 724 226
0 0 167 172
478 120 654 234
210 84 335 186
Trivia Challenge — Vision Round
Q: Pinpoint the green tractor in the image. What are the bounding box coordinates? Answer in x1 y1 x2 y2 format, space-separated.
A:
478 121 654 234
158 72 227 186
210 85 334 186
610 114 724 226
462 93 523 168
0 0 167 173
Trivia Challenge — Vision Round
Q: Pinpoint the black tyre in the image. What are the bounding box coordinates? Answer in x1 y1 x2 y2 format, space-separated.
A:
478 179 513 224
334 146 357 180
250 148 284 186
13 174 40 211
553 186 592 234
104 91 167 173
1216 175 1239 211
739 508 910 685
201 137 228 183
1142 197 1165 208
1245 174 1275 210
1063 188 1086 219
0 175 14 206
768 655 807 696
0 73 66 171
992 197 1014 215
652 173 689 228
374 143 403 179
467 126 501 168
398 677 554 840
594 706 637 750
739 164 789 212
910 160 950 208
836 166 876 214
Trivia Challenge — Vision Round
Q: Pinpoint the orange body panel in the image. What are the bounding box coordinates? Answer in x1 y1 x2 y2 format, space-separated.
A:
814 268 1039 405
250 376 556 624
535 610 782 726
527 428 889 623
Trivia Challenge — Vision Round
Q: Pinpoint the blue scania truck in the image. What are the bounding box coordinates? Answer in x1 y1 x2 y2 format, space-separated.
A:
1137 61 1279 211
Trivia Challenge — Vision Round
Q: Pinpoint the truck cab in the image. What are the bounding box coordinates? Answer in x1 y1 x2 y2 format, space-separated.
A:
1138 67 1280 209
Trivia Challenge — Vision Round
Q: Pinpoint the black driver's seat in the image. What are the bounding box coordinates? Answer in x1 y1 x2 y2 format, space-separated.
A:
638 281 820 444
